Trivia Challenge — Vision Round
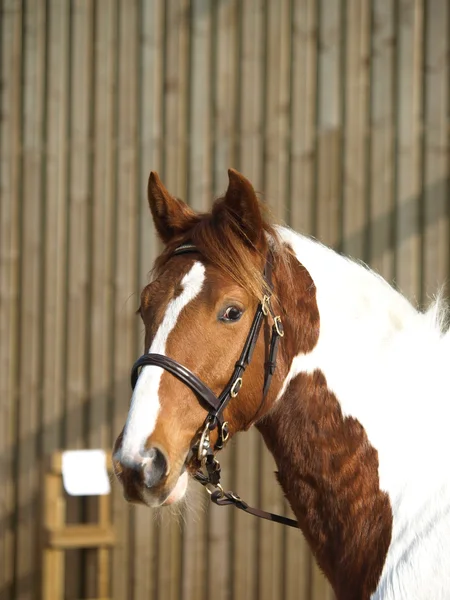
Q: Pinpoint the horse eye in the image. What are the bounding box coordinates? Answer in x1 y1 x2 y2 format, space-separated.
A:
220 306 243 322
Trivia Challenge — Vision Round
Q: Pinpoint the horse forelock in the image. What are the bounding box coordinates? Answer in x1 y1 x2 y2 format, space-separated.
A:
151 196 288 301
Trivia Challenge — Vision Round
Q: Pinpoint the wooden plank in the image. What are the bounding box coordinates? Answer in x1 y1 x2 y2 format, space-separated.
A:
46 526 115 549
89 0 117 470
0 1 23 598
188 0 212 211
258 3 291 600
42 474 65 600
422 0 449 301
88 1 117 595
41 0 70 459
342 0 370 261
111 2 139 599
97 494 112 599
211 0 238 195
65 0 93 451
289 0 317 236
65 3 94 596
315 0 343 249
41 3 71 594
162 0 190 198
394 0 424 302
262 0 291 220
15 2 46 599
181 488 207 600
236 0 264 187
369 0 396 279
139 0 163 288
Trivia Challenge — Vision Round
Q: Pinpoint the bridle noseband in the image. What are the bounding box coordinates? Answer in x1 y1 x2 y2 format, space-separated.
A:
130 243 299 529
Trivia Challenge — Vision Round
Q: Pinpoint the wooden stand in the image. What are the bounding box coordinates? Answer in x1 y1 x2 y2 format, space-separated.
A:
42 452 115 600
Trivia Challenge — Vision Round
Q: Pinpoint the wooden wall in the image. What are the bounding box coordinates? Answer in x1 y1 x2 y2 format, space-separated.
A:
1 1 449 599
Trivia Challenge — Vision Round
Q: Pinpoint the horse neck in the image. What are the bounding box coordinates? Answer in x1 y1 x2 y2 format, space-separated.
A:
258 228 446 598
256 374 392 599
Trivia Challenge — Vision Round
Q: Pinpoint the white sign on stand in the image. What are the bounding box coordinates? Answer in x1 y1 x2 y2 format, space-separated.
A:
61 449 111 496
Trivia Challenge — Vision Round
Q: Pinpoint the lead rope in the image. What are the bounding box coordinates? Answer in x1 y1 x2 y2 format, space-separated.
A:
194 468 299 529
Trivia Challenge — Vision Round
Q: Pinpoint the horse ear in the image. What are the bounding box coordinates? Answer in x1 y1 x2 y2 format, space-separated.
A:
221 168 264 247
147 172 196 244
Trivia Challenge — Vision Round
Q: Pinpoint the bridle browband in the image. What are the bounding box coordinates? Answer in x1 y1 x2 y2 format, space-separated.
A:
130 243 299 529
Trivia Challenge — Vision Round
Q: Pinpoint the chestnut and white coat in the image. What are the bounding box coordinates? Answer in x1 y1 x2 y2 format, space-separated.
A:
114 169 450 600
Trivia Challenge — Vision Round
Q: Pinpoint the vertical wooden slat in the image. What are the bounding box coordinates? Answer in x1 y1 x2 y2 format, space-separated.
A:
88 1 117 596
369 0 396 279
238 0 264 186
422 0 449 301
163 0 190 198
258 3 291 600
188 0 212 211
42 0 69 460
15 2 46 599
65 0 93 450
342 0 370 260
112 1 139 598
139 0 164 288
289 0 317 236
41 0 70 589
233 2 263 600
90 0 116 471
315 0 343 249
211 0 238 194
42 474 65 600
64 2 94 596
0 1 22 598
262 0 291 219
395 0 424 302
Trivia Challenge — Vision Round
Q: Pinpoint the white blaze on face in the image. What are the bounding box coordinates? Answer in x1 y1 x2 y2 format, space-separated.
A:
120 261 206 462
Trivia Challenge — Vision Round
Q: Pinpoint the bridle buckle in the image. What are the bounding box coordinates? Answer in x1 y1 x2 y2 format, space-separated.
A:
262 295 271 316
230 377 243 398
197 421 211 461
273 315 284 337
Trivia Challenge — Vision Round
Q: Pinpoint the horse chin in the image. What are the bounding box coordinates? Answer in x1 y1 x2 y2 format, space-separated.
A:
161 470 189 506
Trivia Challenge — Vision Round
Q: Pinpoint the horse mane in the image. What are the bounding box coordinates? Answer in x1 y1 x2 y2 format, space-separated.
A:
152 196 287 300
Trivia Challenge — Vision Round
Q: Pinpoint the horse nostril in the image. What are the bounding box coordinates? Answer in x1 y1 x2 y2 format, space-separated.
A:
142 447 168 489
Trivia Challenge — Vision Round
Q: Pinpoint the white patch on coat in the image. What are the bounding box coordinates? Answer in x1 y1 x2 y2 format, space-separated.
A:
275 225 450 599
119 261 205 466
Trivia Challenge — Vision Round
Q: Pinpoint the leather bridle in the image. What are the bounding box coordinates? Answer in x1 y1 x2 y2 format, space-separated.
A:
130 243 299 529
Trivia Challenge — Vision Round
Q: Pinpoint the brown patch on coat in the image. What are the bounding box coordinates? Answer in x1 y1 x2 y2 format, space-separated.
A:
257 370 393 600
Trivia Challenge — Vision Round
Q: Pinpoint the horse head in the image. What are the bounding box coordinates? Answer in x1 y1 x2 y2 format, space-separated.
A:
112 169 315 507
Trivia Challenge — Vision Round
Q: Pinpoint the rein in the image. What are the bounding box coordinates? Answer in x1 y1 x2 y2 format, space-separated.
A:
130 244 300 530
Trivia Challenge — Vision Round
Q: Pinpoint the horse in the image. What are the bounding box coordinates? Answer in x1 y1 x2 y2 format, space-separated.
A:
113 168 450 600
